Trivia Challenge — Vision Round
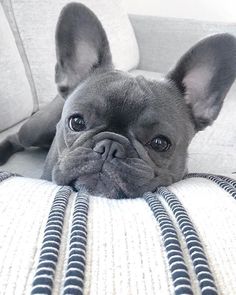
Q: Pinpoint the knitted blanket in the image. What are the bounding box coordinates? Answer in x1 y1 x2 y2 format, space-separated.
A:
0 171 235 295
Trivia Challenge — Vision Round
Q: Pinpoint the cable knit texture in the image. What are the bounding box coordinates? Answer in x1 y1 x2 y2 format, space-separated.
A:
0 173 235 294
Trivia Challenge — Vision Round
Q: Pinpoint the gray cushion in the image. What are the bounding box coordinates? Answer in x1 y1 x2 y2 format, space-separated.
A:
0 5 33 132
130 14 236 74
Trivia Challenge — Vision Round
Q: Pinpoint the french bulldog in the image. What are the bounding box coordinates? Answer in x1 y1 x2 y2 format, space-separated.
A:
0 3 236 198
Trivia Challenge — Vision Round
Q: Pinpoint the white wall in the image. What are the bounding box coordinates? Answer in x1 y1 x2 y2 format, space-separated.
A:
124 0 236 22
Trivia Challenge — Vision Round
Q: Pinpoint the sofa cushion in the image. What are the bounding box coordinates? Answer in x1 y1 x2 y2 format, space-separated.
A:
1 172 236 294
130 15 236 74
0 4 33 132
2 0 139 107
130 69 236 176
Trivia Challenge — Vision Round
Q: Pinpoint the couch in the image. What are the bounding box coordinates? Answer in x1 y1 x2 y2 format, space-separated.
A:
0 1 236 294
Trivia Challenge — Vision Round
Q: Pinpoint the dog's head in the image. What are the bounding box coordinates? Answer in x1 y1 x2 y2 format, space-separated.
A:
49 3 236 198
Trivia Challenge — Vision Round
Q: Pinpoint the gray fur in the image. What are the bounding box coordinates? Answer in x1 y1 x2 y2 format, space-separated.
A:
1 3 236 198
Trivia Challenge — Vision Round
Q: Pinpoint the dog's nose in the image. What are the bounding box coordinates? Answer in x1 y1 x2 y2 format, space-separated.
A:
93 139 126 160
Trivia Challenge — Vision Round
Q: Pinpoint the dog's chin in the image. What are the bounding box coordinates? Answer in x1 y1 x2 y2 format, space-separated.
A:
53 156 172 198
68 162 163 199
71 174 132 199
70 170 173 199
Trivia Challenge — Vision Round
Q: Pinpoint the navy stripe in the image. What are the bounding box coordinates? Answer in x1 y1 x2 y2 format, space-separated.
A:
187 173 236 199
0 171 16 182
144 192 193 295
217 175 236 189
157 186 218 295
63 191 89 295
31 186 72 295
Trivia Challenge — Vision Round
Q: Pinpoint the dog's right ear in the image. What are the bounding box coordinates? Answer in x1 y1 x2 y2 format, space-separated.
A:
55 3 113 98
167 33 236 131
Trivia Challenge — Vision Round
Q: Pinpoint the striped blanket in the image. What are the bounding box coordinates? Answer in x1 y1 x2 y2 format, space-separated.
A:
0 171 235 295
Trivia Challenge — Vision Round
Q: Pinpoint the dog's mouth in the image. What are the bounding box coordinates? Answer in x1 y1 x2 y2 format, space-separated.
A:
53 154 162 198
69 174 160 199
68 159 155 198
70 172 131 199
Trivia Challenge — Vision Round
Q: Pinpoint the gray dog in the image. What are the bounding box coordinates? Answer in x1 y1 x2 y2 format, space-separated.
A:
0 3 236 198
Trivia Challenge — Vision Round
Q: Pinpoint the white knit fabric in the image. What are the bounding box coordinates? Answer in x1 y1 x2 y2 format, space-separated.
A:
0 175 236 294
0 177 60 294
84 197 173 295
170 177 236 295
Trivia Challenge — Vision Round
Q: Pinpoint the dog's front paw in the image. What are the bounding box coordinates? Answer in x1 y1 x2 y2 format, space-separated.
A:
0 139 23 165
0 140 13 165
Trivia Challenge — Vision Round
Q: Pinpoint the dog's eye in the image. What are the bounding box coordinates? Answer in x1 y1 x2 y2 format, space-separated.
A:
68 115 86 132
150 135 171 152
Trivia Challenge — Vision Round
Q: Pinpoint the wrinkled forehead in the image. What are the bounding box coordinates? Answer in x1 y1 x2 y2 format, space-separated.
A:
62 71 186 125
63 72 146 116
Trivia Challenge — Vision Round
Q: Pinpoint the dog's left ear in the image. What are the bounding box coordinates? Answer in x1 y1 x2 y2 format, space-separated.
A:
55 3 113 98
167 33 236 131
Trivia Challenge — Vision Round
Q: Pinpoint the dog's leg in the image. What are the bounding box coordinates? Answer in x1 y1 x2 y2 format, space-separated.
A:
0 95 64 165
0 134 24 165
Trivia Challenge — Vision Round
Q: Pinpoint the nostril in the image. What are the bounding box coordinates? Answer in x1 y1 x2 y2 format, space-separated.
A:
110 143 125 159
93 142 106 154
112 148 118 158
100 146 105 154
112 147 124 158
